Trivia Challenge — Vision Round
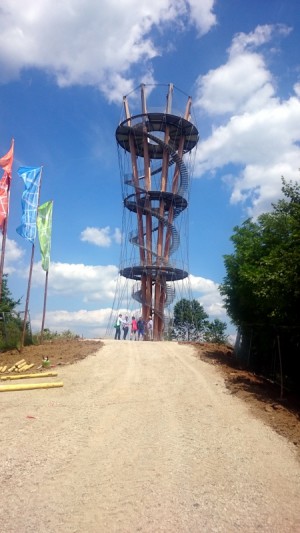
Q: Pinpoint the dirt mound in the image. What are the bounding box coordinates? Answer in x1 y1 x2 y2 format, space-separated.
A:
0 338 103 370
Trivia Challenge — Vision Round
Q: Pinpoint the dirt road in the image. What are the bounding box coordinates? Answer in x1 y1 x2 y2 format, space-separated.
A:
1 339 300 532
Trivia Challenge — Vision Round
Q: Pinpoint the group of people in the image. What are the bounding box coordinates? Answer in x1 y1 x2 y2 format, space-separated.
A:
114 314 153 341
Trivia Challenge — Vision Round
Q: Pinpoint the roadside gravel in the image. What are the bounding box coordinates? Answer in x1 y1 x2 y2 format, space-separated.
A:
1 339 300 532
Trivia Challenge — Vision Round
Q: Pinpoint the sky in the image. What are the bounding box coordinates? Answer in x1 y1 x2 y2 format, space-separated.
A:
0 0 300 340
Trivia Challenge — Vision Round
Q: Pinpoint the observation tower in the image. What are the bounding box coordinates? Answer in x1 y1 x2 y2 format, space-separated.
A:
115 84 199 341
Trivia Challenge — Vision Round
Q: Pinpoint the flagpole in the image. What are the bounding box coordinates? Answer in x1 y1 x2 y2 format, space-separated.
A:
20 242 35 349
40 269 49 342
20 166 43 351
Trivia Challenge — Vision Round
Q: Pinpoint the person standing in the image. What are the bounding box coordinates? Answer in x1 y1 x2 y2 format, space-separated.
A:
122 316 130 340
130 316 138 340
137 317 145 341
114 313 122 340
147 316 153 340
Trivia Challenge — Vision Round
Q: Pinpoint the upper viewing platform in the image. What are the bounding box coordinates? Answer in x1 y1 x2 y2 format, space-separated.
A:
116 112 199 159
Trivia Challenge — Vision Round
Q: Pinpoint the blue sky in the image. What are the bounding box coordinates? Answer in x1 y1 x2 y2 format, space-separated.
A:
0 0 300 339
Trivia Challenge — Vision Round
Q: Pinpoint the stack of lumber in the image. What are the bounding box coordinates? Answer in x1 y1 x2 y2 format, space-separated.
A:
0 359 35 373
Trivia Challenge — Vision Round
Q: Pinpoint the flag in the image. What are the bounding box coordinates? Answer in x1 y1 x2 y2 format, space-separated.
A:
0 139 14 175
0 139 14 231
0 174 10 232
16 166 42 243
37 200 53 271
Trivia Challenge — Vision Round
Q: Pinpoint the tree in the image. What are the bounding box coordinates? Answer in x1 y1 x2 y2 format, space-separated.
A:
172 298 209 341
0 274 21 314
0 274 23 349
203 319 228 344
220 178 300 328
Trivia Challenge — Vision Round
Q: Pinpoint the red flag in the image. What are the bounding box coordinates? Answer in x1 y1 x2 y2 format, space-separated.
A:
0 139 14 231
0 139 14 175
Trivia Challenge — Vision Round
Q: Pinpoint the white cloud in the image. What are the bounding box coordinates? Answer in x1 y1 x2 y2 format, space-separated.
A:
194 25 300 217
197 97 300 170
228 24 291 57
81 226 110 247
80 226 122 247
189 274 226 318
0 0 216 101
195 53 275 115
194 25 292 116
1 237 25 273
196 96 300 216
189 274 218 293
294 83 300 98
31 261 119 301
30 307 112 337
188 0 217 36
28 260 137 305
113 227 122 245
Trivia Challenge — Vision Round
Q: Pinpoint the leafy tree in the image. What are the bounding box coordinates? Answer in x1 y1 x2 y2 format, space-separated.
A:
0 274 21 314
203 318 228 344
172 298 209 341
220 178 300 327
0 274 23 349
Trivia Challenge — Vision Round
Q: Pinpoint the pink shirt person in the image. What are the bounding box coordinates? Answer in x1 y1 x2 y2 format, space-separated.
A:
131 316 138 340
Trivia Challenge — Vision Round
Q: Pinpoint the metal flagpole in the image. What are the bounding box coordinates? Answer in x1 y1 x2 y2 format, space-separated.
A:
40 266 49 342
20 242 35 350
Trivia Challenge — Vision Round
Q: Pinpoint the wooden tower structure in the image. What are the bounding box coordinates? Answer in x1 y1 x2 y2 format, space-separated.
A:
115 84 199 340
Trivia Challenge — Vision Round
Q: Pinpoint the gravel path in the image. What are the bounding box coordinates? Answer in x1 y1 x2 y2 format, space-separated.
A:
1 339 300 532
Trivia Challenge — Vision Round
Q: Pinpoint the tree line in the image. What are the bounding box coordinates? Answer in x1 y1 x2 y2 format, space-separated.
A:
220 178 300 388
171 178 300 391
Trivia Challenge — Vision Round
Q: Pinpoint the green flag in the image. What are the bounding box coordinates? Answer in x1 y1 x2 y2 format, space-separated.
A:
37 200 53 272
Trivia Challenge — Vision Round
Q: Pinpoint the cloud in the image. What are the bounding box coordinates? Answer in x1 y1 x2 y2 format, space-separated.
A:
188 274 226 318
188 0 217 36
194 25 293 116
113 227 122 245
228 24 291 57
32 307 110 329
196 94 300 216
31 261 119 301
30 307 112 337
195 52 276 115
80 226 121 247
194 24 300 217
1 237 25 273
0 0 216 101
294 83 300 98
